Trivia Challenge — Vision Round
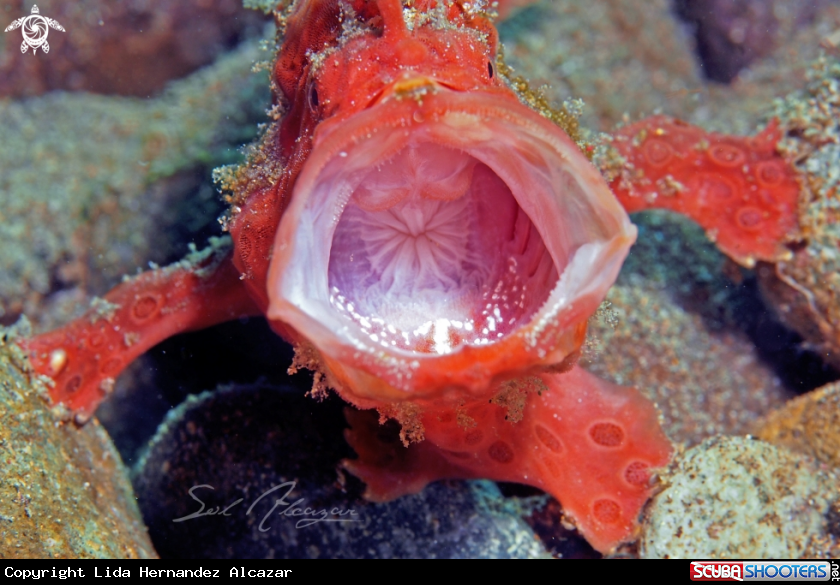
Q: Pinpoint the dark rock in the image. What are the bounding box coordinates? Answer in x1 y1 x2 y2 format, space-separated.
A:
675 0 825 82
133 383 547 559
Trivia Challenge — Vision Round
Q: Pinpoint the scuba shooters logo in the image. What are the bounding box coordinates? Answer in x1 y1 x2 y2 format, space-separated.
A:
691 561 839 582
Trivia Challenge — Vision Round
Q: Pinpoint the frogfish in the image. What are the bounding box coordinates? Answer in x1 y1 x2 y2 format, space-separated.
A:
24 0 672 554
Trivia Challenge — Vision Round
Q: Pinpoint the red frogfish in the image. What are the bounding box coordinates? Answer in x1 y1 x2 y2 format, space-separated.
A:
24 0 672 554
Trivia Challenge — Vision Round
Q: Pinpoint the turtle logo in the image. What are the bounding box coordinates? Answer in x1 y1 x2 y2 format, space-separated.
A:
4 5 65 55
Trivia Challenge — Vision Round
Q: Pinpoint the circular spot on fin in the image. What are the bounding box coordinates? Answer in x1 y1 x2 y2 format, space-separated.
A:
643 139 673 167
592 499 622 524
624 461 651 487
65 374 82 394
487 440 514 464
708 143 746 168
589 422 625 448
756 160 785 186
132 295 160 321
736 207 763 231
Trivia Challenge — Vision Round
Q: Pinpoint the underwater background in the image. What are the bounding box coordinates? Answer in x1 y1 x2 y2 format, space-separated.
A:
0 0 839 558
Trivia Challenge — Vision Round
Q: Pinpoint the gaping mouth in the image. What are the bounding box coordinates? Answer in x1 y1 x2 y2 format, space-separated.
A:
329 141 557 354
268 88 635 402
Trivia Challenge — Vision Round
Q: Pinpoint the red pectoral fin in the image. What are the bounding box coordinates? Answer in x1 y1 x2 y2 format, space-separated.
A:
24 240 261 420
607 115 800 267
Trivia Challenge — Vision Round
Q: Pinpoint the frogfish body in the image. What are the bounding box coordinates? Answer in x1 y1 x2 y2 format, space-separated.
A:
25 0 672 554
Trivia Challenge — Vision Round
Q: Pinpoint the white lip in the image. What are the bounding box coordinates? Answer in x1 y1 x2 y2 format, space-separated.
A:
267 89 635 400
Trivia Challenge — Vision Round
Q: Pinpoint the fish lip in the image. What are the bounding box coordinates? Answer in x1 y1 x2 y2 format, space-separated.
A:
267 88 636 402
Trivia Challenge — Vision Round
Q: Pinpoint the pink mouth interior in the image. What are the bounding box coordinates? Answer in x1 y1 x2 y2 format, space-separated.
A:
328 142 559 355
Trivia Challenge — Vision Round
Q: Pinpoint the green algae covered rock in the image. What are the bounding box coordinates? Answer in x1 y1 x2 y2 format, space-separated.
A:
0 323 156 558
0 34 270 327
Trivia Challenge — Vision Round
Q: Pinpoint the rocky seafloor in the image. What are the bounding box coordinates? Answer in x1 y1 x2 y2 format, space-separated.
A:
1 0 839 559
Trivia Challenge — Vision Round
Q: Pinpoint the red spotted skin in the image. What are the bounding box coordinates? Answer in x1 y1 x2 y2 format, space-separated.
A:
609 115 800 267
344 368 672 554
26 244 261 420
17 0 698 554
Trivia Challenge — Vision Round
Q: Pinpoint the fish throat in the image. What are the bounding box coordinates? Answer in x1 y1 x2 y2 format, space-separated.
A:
329 142 557 355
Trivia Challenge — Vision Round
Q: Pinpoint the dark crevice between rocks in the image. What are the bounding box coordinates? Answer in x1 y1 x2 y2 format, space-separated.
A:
497 483 601 558
736 277 840 393
97 316 312 467
827 499 840 539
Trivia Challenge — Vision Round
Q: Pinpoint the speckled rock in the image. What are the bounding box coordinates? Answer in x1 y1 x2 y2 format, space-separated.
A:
757 53 840 370
499 0 840 137
692 3 840 135
0 324 156 558
583 282 791 446
133 383 547 559
754 381 840 469
498 0 701 132
641 436 839 559
581 212 795 446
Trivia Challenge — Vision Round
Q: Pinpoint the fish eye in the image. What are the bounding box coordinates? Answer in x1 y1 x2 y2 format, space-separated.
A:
487 61 494 79
309 84 319 109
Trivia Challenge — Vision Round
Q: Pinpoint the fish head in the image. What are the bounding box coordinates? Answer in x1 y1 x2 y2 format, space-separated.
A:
273 0 509 154
266 0 636 409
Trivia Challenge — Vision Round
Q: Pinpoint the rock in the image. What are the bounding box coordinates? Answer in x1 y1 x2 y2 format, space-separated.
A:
0 35 270 330
133 383 547 559
757 54 840 372
500 0 840 136
641 436 839 559
0 0 267 97
675 0 828 83
754 381 840 469
497 0 701 131
0 323 156 558
583 281 791 446
581 212 797 446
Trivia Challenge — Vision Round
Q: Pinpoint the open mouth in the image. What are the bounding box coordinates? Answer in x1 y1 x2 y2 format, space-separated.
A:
267 89 635 400
328 141 558 355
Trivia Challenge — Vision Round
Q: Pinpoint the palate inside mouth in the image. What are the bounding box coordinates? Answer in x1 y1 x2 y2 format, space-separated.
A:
328 142 559 355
